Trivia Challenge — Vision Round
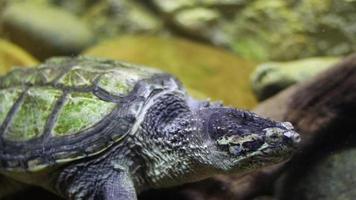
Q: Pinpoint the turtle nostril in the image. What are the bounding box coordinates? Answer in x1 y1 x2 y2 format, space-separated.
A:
292 133 301 144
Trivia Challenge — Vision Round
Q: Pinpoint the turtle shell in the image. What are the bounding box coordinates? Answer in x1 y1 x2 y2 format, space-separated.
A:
0 56 175 171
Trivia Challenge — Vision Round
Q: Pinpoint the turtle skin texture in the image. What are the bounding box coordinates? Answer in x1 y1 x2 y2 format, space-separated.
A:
0 56 300 200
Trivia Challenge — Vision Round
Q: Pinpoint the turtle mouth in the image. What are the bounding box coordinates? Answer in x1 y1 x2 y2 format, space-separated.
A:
230 142 295 167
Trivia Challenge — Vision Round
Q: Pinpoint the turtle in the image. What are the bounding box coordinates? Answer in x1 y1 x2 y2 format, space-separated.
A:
0 56 300 200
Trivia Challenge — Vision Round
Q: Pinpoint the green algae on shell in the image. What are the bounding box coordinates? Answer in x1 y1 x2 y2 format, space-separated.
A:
52 92 116 137
0 56 162 171
4 87 62 141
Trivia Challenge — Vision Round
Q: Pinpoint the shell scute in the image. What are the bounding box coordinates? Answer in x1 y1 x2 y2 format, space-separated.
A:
0 68 37 88
0 65 64 89
97 70 140 96
57 66 102 88
0 88 22 125
52 92 116 137
4 87 62 141
35 66 64 84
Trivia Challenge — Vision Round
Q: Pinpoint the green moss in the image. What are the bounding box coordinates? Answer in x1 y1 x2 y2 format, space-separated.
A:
81 0 161 41
226 0 356 60
5 87 62 141
229 0 305 61
53 92 115 136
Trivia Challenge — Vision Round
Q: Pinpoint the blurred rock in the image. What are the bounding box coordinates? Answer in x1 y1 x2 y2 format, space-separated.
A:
81 0 162 40
3 0 96 15
0 39 38 75
0 2 94 60
150 0 356 61
150 0 246 46
227 0 304 61
227 0 356 60
47 0 96 15
31 0 163 41
173 7 220 39
254 53 356 138
251 57 340 100
84 35 257 109
278 148 356 200
283 53 356 137
268 53 356 199
253 85 298 122
5 0 355 61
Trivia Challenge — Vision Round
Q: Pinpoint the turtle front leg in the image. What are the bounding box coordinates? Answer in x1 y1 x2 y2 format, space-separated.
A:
56 162 137 200
94 170 137 200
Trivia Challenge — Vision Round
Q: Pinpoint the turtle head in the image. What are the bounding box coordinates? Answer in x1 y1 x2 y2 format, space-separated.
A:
198 108 300 173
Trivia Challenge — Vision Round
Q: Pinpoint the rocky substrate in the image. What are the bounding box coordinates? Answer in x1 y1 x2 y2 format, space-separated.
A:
2 0 356 61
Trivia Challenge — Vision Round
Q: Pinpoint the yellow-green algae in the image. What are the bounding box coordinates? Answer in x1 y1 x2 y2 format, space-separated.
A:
52 92 116 136
0 39 37 75
35 65 65 84
4 87 62 141
0 88 22 125
84 36 258 109
56 59 158 92
96 67 155 96
0 68 38 88
0 64 67 89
